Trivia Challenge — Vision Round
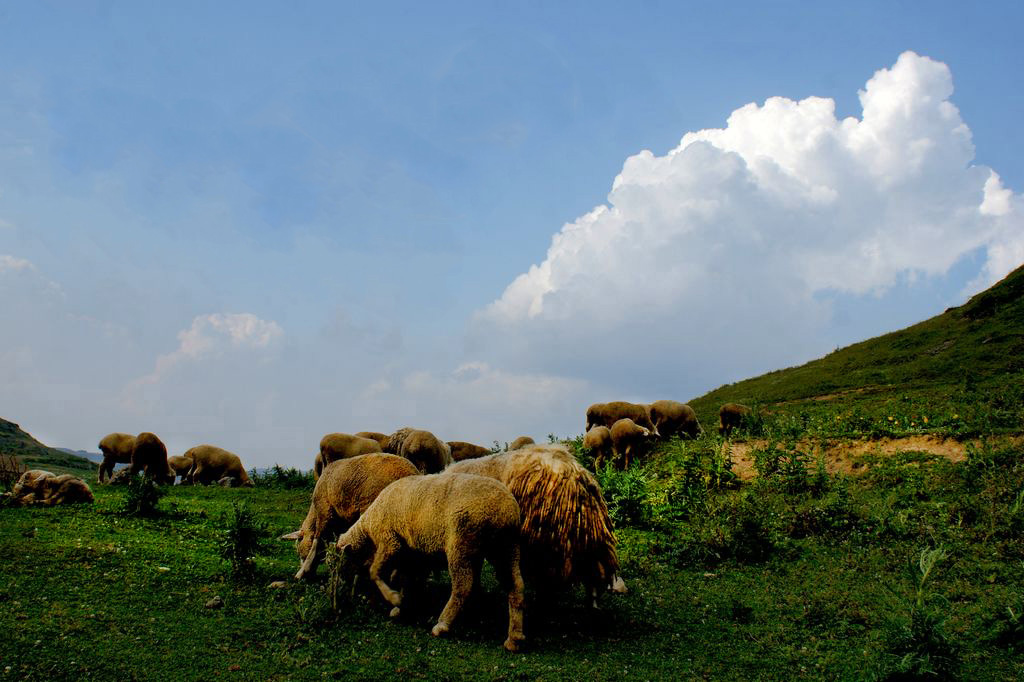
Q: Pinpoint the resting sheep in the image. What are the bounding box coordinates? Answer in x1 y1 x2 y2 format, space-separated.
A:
719 403 752 436
447 441 492 462
130 432 175 484
610 418 652 470
315 433 383 480
7 470 94 506
383 428 452 473
184 445 254 487
507 436 535 451
448 444 619 607
97 432 136 483
647 400 702 440
335 472 526 652
586 401 658 436
282 453 420 581
583 425 613 469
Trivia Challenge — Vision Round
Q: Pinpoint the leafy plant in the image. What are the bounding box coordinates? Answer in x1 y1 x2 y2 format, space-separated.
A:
595 464 653 527
219 503 270 581
250 464 314 490
120 474 165 517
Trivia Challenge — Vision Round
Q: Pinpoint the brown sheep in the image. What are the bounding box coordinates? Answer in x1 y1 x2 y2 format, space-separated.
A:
335 472 526 652
97 432 136 483
167 455 193 483
383 428 452 473
354 431 390 449
447 441 492 462
184 445 253 487
585 401 658 436
610 418 652 469
282 453 420 580
448 444 619 607
316 433 383 480
130 432 174 484
7 470 94 506
647 400 702 440
583 425 613 469
507 436 535 451
719 403 752 436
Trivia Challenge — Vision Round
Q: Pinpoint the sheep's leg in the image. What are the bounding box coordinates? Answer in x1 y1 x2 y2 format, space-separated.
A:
368 540 403 616
432 554 476 638
98 458 112 483
295 537 322 581
491 544 526 652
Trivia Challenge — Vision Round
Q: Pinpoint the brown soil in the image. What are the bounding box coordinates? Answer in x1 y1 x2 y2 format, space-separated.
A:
725 435 1023 481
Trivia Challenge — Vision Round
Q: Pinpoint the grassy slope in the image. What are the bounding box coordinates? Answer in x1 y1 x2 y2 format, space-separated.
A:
689 264 1024 434
0 418 93 476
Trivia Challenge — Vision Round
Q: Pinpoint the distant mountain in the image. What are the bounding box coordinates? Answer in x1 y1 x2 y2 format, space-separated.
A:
56 448 105 465
0 419 94 475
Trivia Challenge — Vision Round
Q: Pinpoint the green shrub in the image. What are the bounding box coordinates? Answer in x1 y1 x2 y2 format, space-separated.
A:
220 503 270 581
120 474 165 517
250 464 314 490
595 464 653 527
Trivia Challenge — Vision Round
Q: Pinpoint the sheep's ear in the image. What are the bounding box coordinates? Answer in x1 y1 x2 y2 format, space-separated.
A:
279 530 303 541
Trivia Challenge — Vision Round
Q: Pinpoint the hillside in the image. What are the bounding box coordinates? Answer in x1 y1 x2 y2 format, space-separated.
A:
0 418 94 475
689 263 1024 439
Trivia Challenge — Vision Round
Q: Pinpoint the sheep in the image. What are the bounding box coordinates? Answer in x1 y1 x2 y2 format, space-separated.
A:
507 436 535 451
167 455 193 483
448 444 619 608
129 432 175 484
354 431 390 449
719 403 752 436
583 425 613 470
447 441 492 462
585 401 658 436
7 470 94 506
647 400 702 440
281 453 420 581
316 433 383 480
184 445 254 487
383 428 452 473
335 472 526 652
610 418 653 469
97 432 136 483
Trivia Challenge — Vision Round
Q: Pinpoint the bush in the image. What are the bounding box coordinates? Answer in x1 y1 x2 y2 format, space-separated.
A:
120 474 165 517
250 465 314 490
220 503 270 581
0 454 26 492
595 464 653 528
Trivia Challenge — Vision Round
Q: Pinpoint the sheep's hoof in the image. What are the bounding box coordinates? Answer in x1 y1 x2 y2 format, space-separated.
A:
389 607 401 619
431 622 449 637
503 636 525 653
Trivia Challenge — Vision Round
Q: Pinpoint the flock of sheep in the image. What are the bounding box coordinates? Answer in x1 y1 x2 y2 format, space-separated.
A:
5 399 751 651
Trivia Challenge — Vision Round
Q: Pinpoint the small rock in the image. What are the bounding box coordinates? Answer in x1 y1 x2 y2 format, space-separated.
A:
703 572 717 578
205 596 224 609
268 580 287 589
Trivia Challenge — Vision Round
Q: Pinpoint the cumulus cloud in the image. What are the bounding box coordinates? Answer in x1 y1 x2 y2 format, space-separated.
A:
131 313 284 388
473 52 1024 395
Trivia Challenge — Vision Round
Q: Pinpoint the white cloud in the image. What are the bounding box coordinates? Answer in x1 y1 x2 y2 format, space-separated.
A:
473 52 1024 395
0 254 35 273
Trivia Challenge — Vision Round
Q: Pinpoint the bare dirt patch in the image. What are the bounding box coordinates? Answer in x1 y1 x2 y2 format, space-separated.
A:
724 434 1021 481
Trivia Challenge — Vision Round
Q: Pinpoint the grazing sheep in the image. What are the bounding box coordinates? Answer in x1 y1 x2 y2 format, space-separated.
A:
719 403 752 436
282 453 420 581
335 472 526 652
610 418 652 470
585 401 658 435
106 467 137 486
167 455 193 483
97 432 136 483
316 433 383 480
7 470 94 506
448 444 619 607
130 432 175 484
647 400 702 440
447 441 492 462
583 426 613 469
184 445 254 487
354 431 390 449
383 428 452 473
507 436 535 451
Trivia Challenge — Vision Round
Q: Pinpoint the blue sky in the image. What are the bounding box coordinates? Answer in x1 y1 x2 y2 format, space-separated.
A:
1 1 1022 467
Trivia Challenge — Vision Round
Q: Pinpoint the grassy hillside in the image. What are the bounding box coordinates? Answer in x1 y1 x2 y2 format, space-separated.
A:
689 264 1024 439
0 418 94 476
